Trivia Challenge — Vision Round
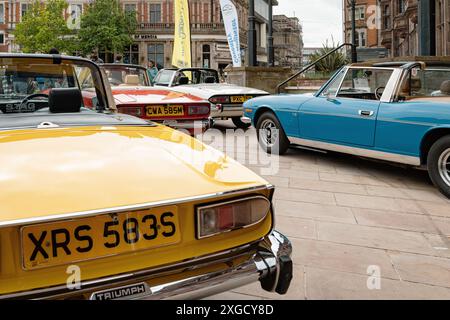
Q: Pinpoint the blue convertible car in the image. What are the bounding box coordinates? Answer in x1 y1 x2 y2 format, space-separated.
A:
244 60 450 198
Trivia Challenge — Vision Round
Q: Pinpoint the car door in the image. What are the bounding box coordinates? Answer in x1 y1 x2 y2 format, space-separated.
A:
298 67 394 147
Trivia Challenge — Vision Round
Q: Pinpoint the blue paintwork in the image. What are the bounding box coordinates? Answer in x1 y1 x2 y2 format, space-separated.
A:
244 78 450 163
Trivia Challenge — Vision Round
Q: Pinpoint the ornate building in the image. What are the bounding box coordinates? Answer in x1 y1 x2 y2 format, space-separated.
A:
0 0 279 70
378 0 419 57
435 0 450 55
273 14 303 69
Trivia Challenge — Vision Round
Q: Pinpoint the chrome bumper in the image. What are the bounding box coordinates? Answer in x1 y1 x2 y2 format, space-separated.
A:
1 231 292 300
160 119 211 133
210 105 244 119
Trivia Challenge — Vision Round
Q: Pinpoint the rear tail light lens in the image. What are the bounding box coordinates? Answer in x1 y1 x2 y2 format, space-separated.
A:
197 196 271 239
209 96 230 104
188 105 210 116
118 106 142 117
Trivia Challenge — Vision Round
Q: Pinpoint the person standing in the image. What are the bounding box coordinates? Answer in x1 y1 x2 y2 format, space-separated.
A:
147 60 158 85
114 55 123 64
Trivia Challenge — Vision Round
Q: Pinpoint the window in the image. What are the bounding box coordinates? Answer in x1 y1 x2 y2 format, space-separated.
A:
397 68 450 99
398 0 406 14
356 6 365 20
383 5 391 29
359 29 367 47
124 3 137 13
0 3 4 24
21 3 31 20
148 44 164 69
124 44 139 65
355 31 360 47
320 68 346 97
149 4 161 23
202 44 211 68
338 68 394 100
0 33 4 45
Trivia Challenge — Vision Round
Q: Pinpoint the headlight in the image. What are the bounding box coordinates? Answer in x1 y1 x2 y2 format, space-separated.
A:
209 96 230 104
188 105 210 116
196 196 271 239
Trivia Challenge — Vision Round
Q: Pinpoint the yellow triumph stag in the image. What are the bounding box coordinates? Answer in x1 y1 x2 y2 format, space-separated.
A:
0 54 292 300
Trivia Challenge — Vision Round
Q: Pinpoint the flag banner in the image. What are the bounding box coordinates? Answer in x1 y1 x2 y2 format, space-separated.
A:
220 0 242 67
172 0 192 68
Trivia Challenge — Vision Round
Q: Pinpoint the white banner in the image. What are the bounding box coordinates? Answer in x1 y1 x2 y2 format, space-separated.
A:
219 0 242 67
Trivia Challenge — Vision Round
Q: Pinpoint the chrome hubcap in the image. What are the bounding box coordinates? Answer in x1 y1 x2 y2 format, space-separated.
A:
259 119 279 148
438 148 450 187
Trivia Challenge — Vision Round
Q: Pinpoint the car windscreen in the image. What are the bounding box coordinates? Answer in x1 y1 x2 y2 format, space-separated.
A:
400 68 450 97
154 69 175 86
102 65 149 87
0 56 108 115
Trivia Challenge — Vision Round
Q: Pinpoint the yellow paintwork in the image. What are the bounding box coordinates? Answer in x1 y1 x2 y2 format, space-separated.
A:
0 124 272 295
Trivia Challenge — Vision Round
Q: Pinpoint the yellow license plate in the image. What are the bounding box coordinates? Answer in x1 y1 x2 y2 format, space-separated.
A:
146 105 184 117
231 96 252 103
21 206 181 270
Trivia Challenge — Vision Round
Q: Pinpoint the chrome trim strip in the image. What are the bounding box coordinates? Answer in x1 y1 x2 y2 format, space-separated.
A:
196 195 271 239
288 137 421 166
0 184 273 228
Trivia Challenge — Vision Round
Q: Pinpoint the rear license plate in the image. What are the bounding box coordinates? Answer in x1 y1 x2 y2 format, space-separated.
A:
230 96 252 103
21 206 180 270
146 105 184 117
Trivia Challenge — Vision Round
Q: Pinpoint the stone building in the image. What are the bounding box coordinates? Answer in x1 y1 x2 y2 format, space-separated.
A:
0 0 279 70
377 0 419 57
273 14 303 69
343 0 379 48
435 0 450 55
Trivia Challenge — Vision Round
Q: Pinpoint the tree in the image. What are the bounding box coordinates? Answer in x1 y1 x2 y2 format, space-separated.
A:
14 0 75 54
78 0 137 61
308 38 349 74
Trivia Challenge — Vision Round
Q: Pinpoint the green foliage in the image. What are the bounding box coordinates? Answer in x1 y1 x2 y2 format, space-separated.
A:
14 0 75 54
308 38 349 73
78 0 137 59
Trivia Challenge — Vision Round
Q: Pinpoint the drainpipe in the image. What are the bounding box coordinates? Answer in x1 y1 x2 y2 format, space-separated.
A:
248 0 257 66
268 0 274 67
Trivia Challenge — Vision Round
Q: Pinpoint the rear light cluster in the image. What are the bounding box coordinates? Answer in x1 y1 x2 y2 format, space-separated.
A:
209 96 230 104
118 106 142 117
197 196 271 239
188 105 210 116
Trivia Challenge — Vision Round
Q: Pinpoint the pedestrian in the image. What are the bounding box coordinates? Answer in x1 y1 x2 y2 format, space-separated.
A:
114 55 123 64
49 48 59 54
91 52 104 64
147 60 158 85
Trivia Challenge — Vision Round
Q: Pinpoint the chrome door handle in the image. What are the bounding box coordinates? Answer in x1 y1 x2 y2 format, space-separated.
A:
359 110 374 117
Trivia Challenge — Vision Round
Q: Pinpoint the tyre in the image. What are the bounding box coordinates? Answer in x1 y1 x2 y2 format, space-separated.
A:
232 117 251 129
256 112 290 155
427 135 450 198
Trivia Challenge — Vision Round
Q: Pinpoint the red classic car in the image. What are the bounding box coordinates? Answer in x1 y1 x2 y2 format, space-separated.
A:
80 64 211 134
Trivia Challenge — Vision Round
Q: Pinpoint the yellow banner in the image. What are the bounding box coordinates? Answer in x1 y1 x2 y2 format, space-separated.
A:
172 0 192 68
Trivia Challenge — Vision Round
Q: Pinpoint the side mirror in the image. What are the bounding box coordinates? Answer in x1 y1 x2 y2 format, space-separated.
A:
326 92 337 102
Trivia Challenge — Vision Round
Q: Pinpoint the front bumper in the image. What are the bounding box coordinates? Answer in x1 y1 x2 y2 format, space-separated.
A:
1 230 292 300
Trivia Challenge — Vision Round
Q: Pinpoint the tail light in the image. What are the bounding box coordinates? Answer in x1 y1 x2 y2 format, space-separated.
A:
118 106 142 117
209 96 230 104
188 105 210 116
197 196 271 239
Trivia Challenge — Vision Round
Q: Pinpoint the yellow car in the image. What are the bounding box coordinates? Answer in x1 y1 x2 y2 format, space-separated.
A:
0 54 292 300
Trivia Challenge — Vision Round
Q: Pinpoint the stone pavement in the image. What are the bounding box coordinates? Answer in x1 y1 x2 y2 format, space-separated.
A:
202 121 450 300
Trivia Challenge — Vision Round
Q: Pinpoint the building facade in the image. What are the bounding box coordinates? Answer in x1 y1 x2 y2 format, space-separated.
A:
343 0 379 48
273 14 303 69
435 0 450 55
377 0 419 57
0 0 280 70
